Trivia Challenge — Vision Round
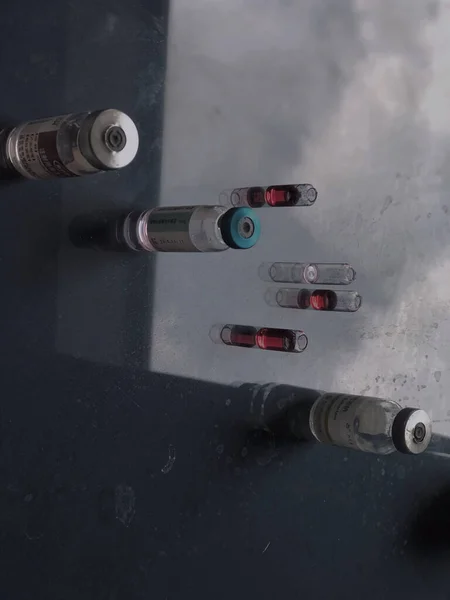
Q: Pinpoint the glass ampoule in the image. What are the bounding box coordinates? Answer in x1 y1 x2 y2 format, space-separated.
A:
219 187 266 208
265 184 317 207
219 183 317 208
265 262 356 285
273 288 362 312
215 325 308 353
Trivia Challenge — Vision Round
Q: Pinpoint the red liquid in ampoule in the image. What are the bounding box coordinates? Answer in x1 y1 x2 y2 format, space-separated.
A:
265 186 298 207
310 290 338 311
256 328 297 352
218 325 308 353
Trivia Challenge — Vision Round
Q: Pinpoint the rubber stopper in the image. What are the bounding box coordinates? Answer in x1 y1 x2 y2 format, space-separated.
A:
392 407 432 454
219 207 261 250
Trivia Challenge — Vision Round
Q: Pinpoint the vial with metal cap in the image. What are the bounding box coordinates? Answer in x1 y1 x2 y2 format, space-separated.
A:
219 183 317 208
238 383 432 456
70 206 261 253
308 393 431 455
0 109 139 179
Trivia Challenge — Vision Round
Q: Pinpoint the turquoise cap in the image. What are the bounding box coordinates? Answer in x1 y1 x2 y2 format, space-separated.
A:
220 207 261 250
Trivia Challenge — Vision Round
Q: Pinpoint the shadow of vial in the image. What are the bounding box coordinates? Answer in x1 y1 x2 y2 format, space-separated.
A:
69 211 128 252
407 484 450 558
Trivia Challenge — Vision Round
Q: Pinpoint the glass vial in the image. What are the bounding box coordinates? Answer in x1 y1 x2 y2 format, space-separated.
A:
308 393 431 455
71 206 261 253
266 262 356 285
1 109 139 179
219 183 317 208
240 383 432 455
274 288 362 312
218 325 308 353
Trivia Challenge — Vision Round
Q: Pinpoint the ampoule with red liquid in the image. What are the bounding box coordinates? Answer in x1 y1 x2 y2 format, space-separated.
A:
215 325 308 353
219 183 317 208
265 184 317 207
274 289 362 312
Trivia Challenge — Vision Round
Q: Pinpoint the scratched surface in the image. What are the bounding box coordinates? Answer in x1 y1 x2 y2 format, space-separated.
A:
2 0 450 599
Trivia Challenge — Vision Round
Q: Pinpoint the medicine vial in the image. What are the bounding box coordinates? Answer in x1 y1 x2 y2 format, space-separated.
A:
220 183 317 208
239 383 432 455
217 325 308 353
266 262 356 285
70 206 261 253
308 393 431 455
0 109 139 179
274 288 362 312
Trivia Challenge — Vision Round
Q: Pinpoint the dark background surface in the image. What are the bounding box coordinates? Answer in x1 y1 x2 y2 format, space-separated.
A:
1 1 450 599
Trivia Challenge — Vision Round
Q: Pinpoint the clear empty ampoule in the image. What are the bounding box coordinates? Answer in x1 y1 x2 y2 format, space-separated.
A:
273 288 362 312
265 262 356 285
214 325 308 353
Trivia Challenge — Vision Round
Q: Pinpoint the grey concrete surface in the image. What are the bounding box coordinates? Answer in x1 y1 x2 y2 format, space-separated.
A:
3 2 450 599
155 0 450 439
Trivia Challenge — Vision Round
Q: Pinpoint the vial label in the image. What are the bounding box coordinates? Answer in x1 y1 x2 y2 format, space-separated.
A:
311 393 368 449
13 116 75 179
146 207 197 252
8 113 97 179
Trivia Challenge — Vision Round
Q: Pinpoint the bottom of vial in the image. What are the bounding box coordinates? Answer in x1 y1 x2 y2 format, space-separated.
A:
69 211 133 252
0 127 20 177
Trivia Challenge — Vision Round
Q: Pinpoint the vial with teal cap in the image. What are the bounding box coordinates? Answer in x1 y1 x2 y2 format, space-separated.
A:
71 205 261 253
